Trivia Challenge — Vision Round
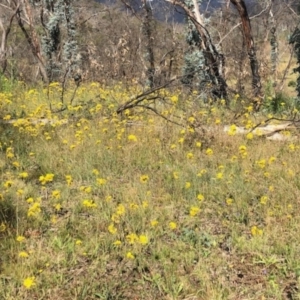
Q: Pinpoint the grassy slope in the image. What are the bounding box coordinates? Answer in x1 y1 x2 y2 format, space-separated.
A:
0 81 300 299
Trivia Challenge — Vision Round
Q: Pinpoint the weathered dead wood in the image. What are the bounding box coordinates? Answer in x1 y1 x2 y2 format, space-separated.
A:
230 0 262 101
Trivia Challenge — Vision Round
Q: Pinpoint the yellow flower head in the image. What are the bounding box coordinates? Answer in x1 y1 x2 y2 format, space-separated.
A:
82 199 97 208
65 175 72 186
19 251 29 258
97 178 107 185
226 198 233 205
16 235 26 242
116 204 125 215
39 173 54 185
113 240 122 246
189 206 200 217
27 202 41 217
19 172 29 179
52 190 61 199
205 148 213 156
256 159 266 169
186 152 193 159
23 276 36 289
197 194 204 201
246 132 253 140
126 233 138 244
185 182 191 189
251 226 263 236
140 175 149 183
260 195 268 205
0 222 6 232
108 223 117 235
139 235 149 245
169 222 177 230
126 252 135 259
150 220 158 227
227 124 237 136
128 134 137 142
216 172 223 179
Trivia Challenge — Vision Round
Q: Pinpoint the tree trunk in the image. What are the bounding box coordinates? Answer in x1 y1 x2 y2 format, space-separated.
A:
0 4 20 74
15 0 49 83
167 0 227 100
230 0 262 99
141 0 155 88
269 6 278 85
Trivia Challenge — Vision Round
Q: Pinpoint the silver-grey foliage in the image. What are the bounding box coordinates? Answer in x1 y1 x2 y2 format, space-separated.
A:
39 0 81 83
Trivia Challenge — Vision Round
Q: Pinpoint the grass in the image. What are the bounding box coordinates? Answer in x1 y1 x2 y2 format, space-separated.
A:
0 80 300 299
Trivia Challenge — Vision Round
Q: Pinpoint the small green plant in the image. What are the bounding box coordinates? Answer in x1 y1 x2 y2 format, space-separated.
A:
0 74 16 93
263 92 294 113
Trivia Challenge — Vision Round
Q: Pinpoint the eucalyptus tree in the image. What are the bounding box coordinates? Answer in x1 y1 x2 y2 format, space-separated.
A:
290 25 300 98
230 0 261 99
166 0 227 100
12 0 81 84
164 0 263 103
0 0 20 75
141 0 156 88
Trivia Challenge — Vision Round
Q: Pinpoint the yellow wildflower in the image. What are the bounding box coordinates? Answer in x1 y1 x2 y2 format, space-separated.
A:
65 175 72 186
189 206 200 217
97 178 107 185
126 233 138 244
26 197 34 204
256 159 266 169
128 134 137 142
246 132 253 140
173 172 179 179
238 145 247 158
19 172 28 179
216 172 223 179
260 196 268 205
226 198 233 205
82 199 97 208
92 169 99 176
227 124 237 136
116 204 125 215
108 223 117 234
23 276 36 289
150 220 158 227
186 152 193 159
54 203 62 211
27 202 41 217
19 251 29 258
16 235 26 242
39 173 54 185
52 190 61 199
126 252 135 259
0 222 6 232
197 194 204 201
251 226 263 236
185 182 191 189
4 180 13 188
169 222 177 230
288 144 295 152
113 240 122 246
139 235 149 245
140 175 149 183
205 148 213 156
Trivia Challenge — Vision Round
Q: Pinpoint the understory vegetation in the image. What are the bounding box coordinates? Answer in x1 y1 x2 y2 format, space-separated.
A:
0 80 300 299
